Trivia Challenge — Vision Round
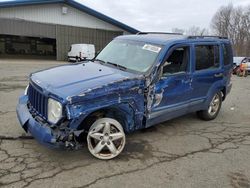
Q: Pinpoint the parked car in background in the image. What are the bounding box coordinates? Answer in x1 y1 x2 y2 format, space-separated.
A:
233 57 245 66
68 44 95 62
233 57 246 74
233 57 250 75
17 33 233 160
241 57 250 72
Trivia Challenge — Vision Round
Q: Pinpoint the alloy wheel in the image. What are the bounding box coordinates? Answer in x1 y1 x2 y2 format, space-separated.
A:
87 118 126 160
208 93 220 116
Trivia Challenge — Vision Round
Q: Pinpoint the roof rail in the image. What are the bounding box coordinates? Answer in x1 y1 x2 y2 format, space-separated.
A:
188 35 228 39
136 32 183 35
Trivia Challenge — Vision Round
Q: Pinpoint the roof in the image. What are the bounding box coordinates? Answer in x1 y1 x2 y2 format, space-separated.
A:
0 0 139 34
117 34 188 45
117 33 230 45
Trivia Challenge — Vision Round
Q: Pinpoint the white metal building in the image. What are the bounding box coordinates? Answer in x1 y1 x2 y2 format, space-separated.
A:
0 0 138 60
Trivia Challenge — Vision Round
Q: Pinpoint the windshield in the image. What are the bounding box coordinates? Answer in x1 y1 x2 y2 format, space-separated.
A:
95 39 162 73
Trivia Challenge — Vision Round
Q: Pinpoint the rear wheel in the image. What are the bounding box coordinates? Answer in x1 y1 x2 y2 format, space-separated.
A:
197 92 222 121
87 118 126 160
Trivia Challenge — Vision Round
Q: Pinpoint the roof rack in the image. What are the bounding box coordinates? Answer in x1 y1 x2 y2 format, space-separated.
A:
188 35 228 39
136 32 183 35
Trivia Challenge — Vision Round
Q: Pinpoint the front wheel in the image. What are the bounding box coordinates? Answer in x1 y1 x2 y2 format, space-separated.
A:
197 92 222 121
87 118 126 160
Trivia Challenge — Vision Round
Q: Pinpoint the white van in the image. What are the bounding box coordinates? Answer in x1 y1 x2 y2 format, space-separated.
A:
68 44 95 62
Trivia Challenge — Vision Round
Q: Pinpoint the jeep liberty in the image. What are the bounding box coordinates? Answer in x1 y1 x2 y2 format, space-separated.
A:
17 33 233 159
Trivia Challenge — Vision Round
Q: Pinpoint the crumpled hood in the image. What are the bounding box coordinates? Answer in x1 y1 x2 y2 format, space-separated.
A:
30 62 142 99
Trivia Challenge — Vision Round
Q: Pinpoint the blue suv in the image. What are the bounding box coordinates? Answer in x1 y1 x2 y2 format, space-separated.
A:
17 33 233 159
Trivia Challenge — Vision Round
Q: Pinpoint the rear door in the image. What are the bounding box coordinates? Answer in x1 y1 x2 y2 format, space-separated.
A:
190 43 223 110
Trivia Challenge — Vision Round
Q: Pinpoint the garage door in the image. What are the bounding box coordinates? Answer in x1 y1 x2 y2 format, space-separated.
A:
0 19 56 59
0 18 56 38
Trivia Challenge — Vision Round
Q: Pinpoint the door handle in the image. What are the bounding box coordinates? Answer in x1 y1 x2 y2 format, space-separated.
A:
214 73 223 78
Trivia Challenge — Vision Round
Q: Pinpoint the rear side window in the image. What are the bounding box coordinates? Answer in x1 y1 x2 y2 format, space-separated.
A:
195 45 220 71
222 43 232 65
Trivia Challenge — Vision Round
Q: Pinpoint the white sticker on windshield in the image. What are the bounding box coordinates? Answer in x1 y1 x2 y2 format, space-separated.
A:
142 44 161 53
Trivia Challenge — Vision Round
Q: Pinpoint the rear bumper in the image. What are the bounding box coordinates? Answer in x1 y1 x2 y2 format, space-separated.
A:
16 95 62 148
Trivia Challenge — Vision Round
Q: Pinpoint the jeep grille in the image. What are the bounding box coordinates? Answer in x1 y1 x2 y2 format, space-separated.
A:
28 84 48 119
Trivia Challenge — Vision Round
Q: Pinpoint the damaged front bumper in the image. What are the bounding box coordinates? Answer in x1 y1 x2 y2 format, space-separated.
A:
16 95 67 149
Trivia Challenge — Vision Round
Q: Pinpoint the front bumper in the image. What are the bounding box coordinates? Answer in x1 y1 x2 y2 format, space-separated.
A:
16 95 62 148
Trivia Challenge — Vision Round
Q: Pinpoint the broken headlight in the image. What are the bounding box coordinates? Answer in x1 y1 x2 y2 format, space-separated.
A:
48 98 62 124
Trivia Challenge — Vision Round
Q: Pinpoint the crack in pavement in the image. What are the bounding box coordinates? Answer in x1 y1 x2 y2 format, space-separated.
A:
229 172 250 188
21 162 101 188
0 135 33 140
0 121 250 188
0 83 26 92
0 111 14 116
0 76 28 82
76 131 250 188
0 139 99 187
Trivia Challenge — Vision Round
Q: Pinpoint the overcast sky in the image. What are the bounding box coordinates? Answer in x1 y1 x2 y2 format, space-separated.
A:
76 0 249 32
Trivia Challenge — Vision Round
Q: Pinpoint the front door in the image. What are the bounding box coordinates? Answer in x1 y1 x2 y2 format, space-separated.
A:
147 45 192 127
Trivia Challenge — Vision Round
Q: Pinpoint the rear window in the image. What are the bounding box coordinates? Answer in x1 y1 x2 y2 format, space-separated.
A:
195 45 220 71
222 43 232 65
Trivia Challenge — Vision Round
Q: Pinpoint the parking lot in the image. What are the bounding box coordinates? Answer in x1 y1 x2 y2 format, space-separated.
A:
0 59 250 188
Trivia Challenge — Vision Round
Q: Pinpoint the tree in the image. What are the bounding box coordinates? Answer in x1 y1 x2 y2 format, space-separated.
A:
171 28 185 34
171 26 209 36
211 4 250 56
211 4 234 37
186 26 209 36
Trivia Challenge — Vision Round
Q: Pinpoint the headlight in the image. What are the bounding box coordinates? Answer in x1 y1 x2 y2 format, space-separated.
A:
24 85 29 95
48 98 62 124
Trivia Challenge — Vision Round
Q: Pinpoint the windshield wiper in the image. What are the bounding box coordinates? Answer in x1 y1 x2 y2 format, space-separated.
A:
106 61 127 70
93 58 106 64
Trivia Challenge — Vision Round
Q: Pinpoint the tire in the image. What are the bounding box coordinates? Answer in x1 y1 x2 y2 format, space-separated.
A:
197 92 222 121
87 118 126 160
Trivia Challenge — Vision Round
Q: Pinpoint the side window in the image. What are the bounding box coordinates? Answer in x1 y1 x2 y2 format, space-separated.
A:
222 43 232 65
162 47 189 76
195 45 220 71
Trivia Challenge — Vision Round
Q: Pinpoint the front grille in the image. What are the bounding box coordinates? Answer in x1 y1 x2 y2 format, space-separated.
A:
28 84 48 119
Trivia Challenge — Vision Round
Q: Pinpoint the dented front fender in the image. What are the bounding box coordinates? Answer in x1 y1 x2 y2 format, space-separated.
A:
65 77 146 132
